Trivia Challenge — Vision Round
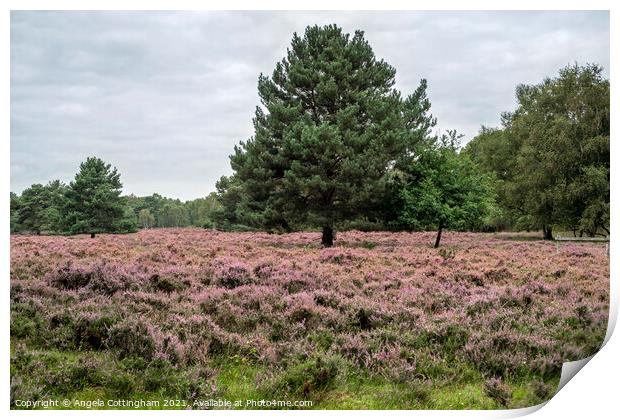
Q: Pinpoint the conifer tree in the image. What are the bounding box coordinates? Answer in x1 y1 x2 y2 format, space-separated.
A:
63 157 125 237
226 24 433 246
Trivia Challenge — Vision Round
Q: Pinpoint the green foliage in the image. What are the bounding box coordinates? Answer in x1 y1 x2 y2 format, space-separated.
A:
462 127 517 230
14 180 67 234
137 208 156 228
62 157 127 236
465 64 609 237
157 203 189 228
220 24 435 245
259 355 343 399
10 192 21 233
388 141 497 246
185 192 222 228
126 192 221 229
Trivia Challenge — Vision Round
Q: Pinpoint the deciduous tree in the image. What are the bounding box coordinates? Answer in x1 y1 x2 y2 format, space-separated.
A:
389 140 497 247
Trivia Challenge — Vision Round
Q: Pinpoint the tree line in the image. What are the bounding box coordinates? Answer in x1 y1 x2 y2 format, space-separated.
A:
10 157 223 237
10 25 609 246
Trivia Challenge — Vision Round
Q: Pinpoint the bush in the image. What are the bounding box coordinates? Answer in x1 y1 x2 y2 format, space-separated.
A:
46 262 92 290
149 273 190 294
74 313 119 350
532 378 554 401
47 262 138 295
105 371 136 397
483 377 512 407
89 264 138 295
212 258 252 289
259 355 342 398
107 318 158 360
44 357 106 394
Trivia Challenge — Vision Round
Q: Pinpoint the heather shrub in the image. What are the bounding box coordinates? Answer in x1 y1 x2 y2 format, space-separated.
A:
10 376 44 408
308 329 335 352
43 356 106 394
371 344 417 383
398 380 432 404
352 307 376 330
141 359 220 401
320 248 356 264
10 344 33 372
74 312 119 350
46 262 138 295
438 247 456 263
259 354 342 398
10 301 45 340
149 272 190 294
455 272 484 287
434 324 470 356
89 263 138 295
141 358 183 392
105 371 136 397
313 289 341 309
483 377 512 406
484 268 512 282
253 260 275 279
532 378 554 401
212 257 252 289
177 367 220 402
10 229 609 409
46 262 93 290
107 318 158 360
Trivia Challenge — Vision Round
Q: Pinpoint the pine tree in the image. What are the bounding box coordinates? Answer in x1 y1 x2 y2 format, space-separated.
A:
225 24 433 246
63 157 126 237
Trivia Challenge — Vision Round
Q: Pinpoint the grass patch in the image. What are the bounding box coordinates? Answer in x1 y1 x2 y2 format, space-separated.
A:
11 341 560 410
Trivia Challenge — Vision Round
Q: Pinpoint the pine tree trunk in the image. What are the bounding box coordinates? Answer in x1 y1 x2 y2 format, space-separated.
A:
321 226 334 247
434 224 443 248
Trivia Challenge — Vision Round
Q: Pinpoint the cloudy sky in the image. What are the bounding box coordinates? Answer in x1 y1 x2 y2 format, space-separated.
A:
11 11 609 200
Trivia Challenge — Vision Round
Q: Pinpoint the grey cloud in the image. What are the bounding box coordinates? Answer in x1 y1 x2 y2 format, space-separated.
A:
11 11 609 200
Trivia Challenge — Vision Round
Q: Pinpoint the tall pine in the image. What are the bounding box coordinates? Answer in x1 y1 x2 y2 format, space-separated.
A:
226 24 433 246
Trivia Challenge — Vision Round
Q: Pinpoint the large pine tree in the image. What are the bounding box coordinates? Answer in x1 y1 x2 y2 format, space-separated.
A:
225 24 434 246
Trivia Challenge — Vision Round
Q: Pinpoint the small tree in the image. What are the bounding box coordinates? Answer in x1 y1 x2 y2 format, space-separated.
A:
63 157 125 238
390 142 497 247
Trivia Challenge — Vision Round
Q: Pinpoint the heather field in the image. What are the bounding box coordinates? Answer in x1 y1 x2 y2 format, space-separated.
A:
10 229 609 409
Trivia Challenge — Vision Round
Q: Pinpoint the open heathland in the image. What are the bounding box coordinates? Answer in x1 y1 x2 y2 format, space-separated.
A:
10 229 609 409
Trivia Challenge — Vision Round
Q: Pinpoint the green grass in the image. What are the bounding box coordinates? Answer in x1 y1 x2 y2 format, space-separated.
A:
10 342 559 410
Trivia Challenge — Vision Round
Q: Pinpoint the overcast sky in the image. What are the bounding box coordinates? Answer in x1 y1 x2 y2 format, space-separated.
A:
11 11 609 200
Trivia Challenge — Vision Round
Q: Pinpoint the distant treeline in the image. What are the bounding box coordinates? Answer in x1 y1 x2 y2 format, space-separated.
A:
10 25 609 246
10 158 222 237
